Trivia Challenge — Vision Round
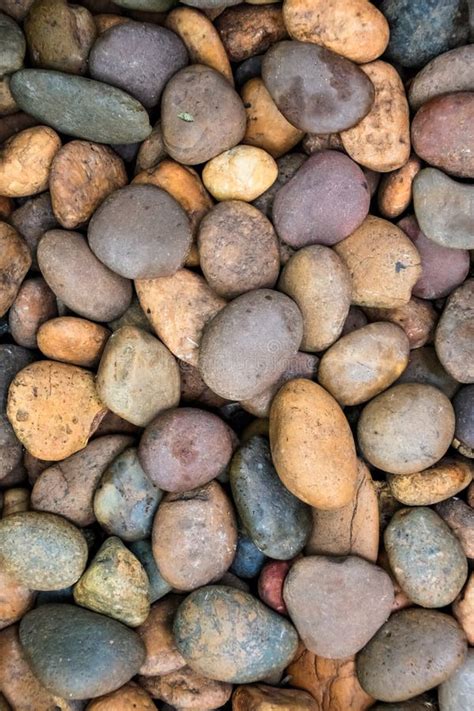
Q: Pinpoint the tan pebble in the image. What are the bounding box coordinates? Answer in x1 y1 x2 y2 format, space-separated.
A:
388 457 472 507
94 14 129 34
8 277 57 349
334 215 421 308
139 665 232 708
378 154 421 219
6 360 106 461
0 76 18 116
0 223 31 317
2 487 30 517
232 683 317 710
86 682 155 710
364 296 437 349
37 316 111 368
137 596 186 677
0 568 35 630
453 573 474 645
341 61 410 172
202 145 278 201
302 132 343 154
0 126 61 197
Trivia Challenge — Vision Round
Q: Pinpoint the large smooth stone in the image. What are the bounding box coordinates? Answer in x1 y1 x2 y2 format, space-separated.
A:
358 383 455 475
74 537 150 627
409 46 474 110
0 511 87 591
413 168 474 250
19 603 145 699
38 229 131 322
385 507 467 608
356 608 468 702
94 447 162 541
89 21 187 108
272 150 370 248
96 326 180 427
388 458 474 507
261 40 374 133
173 585 298 683
284 556 393 658
10 69 151 143
0 222 31 318
435 280 474 384
380 0 469 68
230 435 311 559
412 93 474 178
0 13 25 76
438 648 474 711
198 289 303 401
269 379 357 509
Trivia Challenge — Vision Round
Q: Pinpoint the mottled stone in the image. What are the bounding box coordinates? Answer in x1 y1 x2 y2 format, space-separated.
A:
435 280 474 383
129 539 172 604
388 459 473 506
137 595 186 676
409 45 474 110
0 223 31 318
0 125 61 198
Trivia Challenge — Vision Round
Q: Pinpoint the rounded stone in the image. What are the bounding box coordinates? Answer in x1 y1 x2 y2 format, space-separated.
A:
258 559 290 614
38 229 132 322
378 155 421 220
269 379 357 509
385 507 468 608
19 603 145 700
86 682 156 711
0 223 31 318
357 383 455 475
88 184 191 280
233 684 317 711
388 458 473 506
94 447 162 541
161 65 246 165
230 532 267 579
139 665 232 709
199 289 303 401
173 585 298 683
138 407 235 492
202 145 278 202
412 92 474 178
10 69 152 144
10 191 57 266
253 152 306 219
89 21 187 108
37 316 111 368
0 511 87 591
438 648 474 711
8 276 57 348
453 573 474 646
409 45 474 111
137 595 186 677
216 4 287 63
0 13 25 76
261 40 374 133
436 498 474 560
356 608 467 702
318 322 410 406
453 386 474 457
396 346 459 399
364 296 436 350
435 280 474 384
152 481 237 591
0 125 61 198
284 556 393 658
230 435 312 559
272 150 370 248
0 568 35 630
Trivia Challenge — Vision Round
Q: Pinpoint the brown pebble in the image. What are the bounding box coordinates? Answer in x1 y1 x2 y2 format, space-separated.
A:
1 487 30 517
85 682 156 711
8 277 57 349
378 155 422 219
0 125 61 198
364 297 437 349
232 683 317 710
0 222 31 318
137 595 186 677
453 573 474 645
139 665 232 709
436 498 474 559
37 316 111 368
388 459 473 506
0 569 35 630
216 4 287 62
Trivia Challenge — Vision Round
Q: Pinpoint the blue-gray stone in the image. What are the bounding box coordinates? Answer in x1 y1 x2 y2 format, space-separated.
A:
129 539 172 603
230 532 266 579
0 13 25 77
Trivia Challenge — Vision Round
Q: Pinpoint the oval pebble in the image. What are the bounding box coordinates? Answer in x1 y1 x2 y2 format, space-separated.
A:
435 280 474 384
409 45 474 111
0 223 31 318
438 648 474 711
202 145 278 202
388 458 474 506
137 595 186 677
8 277 57 349
0 125 61 198
378 155 421 220
37 316 111 368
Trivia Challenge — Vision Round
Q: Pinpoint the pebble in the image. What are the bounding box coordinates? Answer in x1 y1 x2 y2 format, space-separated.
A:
37 316 111 368
341 61 410 173
86 682 156 711
453 386 474 457
435 280 474 383
436 497 474 559
412 92 474 178
230 435 311 559
397 346 459 398
8 276 57 348
413 168 474 250
262 40 374 133
202 145 278 202
0 13 25 76
173 585 298 683
10 191 57 266
233 683 317 710
73 536 150 627
0 511 87 591
0 223 31 318
258 559 289 614
364 296 436 350
11 69 152 144
31 434 133 526
0 125 61 197
0 568 35 630
89 21 187 108
378 156 421 219
388 458 473 506
253 152 306 218
385 507 468 607
438 649 474 711
0 344 34 409
230 532 267 579
358 383 455 475
19 603 145 699
356 608 468 702
284 556 393 658
139 407 235 492
139 665 232 709
137 595 186 676
269 379 357 508
273 150 370 248
7 360 106 461
409 45 474 110
453 573 474 645
129 539 172 604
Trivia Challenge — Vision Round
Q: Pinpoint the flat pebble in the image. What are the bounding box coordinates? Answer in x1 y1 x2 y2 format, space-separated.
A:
388 458 473 506
435 280 474 383
202 145 277 202
409 45 474 110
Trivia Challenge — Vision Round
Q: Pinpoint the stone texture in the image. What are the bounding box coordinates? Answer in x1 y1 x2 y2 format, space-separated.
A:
453 573 474 645
378 156 421 219
8 276 56 348
438 647 474 711
409 45 474 110
0 567 35 630
202 145 278 202
85 683 156 711
37 316 111 368
453 386 474 457
216 4 287 62
0 222 31 318
139 665 232 708
436 498 474 559
0 125 61 197
0 12 25 76
232 684 317 710
137 595 186 677
435 280 474 383
396 346 459 399
388 459 473 506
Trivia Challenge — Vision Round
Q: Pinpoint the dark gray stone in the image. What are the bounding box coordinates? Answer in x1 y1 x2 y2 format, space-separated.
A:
129 539 172 603
0 13 25 76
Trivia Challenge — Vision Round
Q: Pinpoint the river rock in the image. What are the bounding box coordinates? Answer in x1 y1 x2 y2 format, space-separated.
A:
139 665 232 708
86 683 156 711
435 280 474 383
284 556 393 658
380 0 469 68
0 568 35 630
436 498 474 559
378 155 421 219
199 289 303 401
253 152 306 218
10 69 152 144
37 316 111 368
396 346 459 398
89 21 187 108
261 40 374 133
0 13 25 76
8 277 57 348
0 511 87 591
364 296 436 350
173 585 298 683
230 435 311 559
438 648 474 711
409 45 474 110
202 145 278 202
0 125 61 198
272 150 370 248
231 532 267 579
19 603 145 699
0 223 31 318
216 4 287 62
453 386 474 457
270 379 357 508
356 608 468 702
233 684 317 710
0 413 23 483
388 459 473 506
129 540 172 604
385 507 467 608
453 573 474 645
10 191 57 266
137 595 185 676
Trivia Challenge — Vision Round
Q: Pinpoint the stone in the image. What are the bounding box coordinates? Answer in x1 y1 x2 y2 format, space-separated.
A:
413 168 474 249
273 150 370 248
230 435 312 559
453 573 474 645
217 5 286 62
378 156 421 219
364 296 436 350
137 595 186 676
453 386 474 457
173 585 298 683
74 537 150 627
8 276 56 348
19 603 145 699
10 191 57 267
0 511 87 591
0 13 25 76
94 447 162 541
261 40 374 133
85 682 156 711
129 539 172 604
409 45 474 110
396 346 459 399
0 414 22 483
0 343 34 409
438 649 474 711
89 21 187 108
435 280 474 383
436 498 474 559
253 152 306 218
231 532 267 579
7 360 106 461
0 222 31 318
0 125 61 197
10 69 152 144
199 289 303 401
37 316 111 368
202 145 278 202
0 567 35 630
284 556 393 658
258 559 289 614
232 684 317 710
139 666 232 708
388 459 473 506
356 608 468 702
